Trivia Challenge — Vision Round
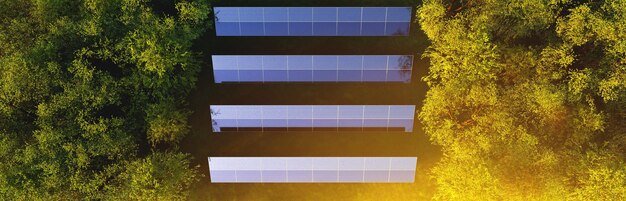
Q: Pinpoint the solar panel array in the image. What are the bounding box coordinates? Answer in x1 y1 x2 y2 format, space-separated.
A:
211 105 416 132
209 157 417 183
210 6 418 184
214 7 412 36
212 55 413 83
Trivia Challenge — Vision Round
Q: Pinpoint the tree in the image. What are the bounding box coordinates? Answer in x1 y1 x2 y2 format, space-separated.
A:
146 99 191 146
0 0 210 199
104 152 200 201
418 0 626 200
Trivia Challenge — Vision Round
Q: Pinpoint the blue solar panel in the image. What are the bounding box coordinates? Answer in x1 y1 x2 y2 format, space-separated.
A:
209 157 417 183
212 55 413 83
214 7 412 36
211 105 416 132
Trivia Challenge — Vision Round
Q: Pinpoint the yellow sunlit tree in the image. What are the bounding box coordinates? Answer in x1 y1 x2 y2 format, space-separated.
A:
418 0 626 200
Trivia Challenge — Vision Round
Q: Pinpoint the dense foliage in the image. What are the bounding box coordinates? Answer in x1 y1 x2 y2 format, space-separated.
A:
418 0 626 200
0 0 210 200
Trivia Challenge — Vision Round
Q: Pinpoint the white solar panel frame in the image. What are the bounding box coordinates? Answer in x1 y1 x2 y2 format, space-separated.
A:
214 7 412 36
208 157 417 183
210 105 416 132
212 55 413 83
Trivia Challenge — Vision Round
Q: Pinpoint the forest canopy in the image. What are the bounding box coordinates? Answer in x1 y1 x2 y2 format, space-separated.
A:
0 0 209 200
418 0 626 200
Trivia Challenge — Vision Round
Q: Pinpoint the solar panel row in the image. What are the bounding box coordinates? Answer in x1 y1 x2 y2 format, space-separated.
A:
211 105 416 132
212 55 413 83
215 7 412 36
209 157 417 183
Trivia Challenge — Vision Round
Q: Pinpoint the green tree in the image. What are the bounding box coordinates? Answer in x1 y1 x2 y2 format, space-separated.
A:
104 152 200 201
0 0 210 199
146 99 191 146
